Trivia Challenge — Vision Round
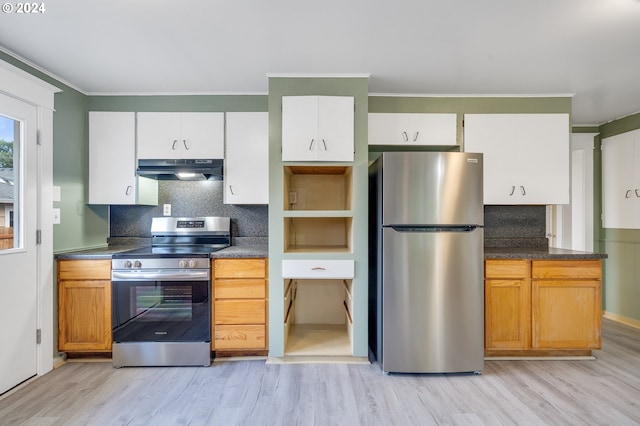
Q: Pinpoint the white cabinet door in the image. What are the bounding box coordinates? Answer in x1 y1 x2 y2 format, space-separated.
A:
602 130 640 229
464 113 570 205
89 112 157 205
282 96 354 162
137 112 224 160
368 113 457 146
224 112 269 205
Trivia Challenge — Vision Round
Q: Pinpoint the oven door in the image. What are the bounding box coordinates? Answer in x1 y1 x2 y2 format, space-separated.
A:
112 272 210 343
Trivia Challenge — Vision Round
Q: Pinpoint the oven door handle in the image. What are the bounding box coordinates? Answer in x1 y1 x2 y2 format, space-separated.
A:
111 270 210 281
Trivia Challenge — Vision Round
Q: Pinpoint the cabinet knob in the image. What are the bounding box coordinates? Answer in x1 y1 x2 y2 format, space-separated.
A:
509 186 516 196
308 139 315 150
172 140 178 150
625 190 632 198
413 132 419 142
520 186 526 196
183 139 190 150
321 139 327 150
229 185 236 195
402 131 409 142
126 185 132 195
636 189 640 198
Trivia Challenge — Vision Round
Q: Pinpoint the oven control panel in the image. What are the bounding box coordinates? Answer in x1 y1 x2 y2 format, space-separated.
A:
112 258 209 270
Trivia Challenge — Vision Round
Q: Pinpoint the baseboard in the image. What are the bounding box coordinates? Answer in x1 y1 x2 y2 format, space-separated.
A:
604 311 640 329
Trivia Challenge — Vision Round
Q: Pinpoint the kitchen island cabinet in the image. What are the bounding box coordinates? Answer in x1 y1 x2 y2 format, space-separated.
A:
212 258 268 354
485 258 602 356
57 259 112 352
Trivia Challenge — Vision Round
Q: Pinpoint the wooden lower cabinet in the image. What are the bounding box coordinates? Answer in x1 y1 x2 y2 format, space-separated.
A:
57 259 112 352
213 258 268 353
485 259 602 356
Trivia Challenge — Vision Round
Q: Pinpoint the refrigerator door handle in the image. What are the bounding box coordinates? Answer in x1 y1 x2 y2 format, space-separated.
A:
386 225 479 233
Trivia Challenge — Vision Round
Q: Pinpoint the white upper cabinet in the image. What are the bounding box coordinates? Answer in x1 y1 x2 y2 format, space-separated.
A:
224 112 269 205
602 129 640 229
137 112 224 160
464 113 570 205
368 113 457 146
88 111 157 205
282 96 354 162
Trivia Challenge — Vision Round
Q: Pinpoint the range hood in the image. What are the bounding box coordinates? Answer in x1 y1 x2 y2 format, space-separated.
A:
137 159 223 181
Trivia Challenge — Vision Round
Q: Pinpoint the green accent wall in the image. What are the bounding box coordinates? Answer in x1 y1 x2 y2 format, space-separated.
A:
598 112 640 323
0 51 108 253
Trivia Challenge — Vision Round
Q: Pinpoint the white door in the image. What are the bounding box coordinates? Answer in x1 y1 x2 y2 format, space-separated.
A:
317 96 354 161
0 93 38 394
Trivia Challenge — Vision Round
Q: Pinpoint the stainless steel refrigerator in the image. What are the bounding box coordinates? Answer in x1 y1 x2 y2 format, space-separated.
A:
368 151 484 373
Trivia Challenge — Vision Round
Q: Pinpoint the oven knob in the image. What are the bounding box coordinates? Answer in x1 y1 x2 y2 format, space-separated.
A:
123 260 132 268
179 259 188 268
134 260 142 268
188 259 198 268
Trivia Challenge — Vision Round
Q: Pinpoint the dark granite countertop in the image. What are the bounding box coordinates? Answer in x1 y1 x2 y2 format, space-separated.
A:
55 245 268 260
55 246 140 260
484 247 608 260
211 245 268 259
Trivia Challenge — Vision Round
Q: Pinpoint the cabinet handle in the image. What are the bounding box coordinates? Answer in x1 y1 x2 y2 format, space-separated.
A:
402 131 409 142
321 139 328 150
413 132 419 142
183 140 190 150
125 185 132 196
172 140 178 150
636 189 640 198
309 139 315 150
229 185 235 195
509 186 516 196
520 186 526 196
311 267 326 271
626 190 632 198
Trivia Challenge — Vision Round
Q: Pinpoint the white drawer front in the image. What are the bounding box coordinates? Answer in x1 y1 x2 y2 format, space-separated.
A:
282 260 354 279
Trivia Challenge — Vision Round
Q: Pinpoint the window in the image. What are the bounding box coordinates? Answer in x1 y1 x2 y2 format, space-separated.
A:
0 114 18 251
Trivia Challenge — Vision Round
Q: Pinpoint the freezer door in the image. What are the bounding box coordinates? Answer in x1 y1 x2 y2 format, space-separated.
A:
381 151 483 226
381 226 484 373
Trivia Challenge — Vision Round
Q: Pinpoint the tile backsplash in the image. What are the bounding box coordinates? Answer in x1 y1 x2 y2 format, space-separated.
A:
109 180 268 246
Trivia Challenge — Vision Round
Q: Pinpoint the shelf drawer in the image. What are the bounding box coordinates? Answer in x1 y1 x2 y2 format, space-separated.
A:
485 260 529 279
282 259 354 279
214 300 266 325
214 325 266 350
58 260 111 280
214 278 265 299
532 260 602 280
214 259 266 279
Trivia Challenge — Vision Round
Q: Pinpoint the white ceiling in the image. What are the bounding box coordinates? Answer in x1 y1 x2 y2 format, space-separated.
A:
1 0 639 125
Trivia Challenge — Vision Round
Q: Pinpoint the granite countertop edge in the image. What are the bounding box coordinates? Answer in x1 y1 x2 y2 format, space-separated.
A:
484 247 608 260
55 245 269 260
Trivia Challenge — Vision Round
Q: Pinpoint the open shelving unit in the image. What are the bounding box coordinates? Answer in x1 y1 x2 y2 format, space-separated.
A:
283 166 353 254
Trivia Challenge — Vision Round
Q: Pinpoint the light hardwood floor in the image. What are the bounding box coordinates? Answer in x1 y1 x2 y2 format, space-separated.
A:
1 318 639 425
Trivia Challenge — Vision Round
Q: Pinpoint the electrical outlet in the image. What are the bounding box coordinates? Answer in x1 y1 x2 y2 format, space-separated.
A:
163 204 171 216
289 192 297 204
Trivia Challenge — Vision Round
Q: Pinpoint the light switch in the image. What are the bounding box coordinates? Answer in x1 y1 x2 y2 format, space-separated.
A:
53 208 61 224
52 185 61 202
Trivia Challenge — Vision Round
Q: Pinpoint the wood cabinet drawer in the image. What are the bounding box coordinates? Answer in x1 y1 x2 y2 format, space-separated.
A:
282 259 354 279
214 325 266 350
214 259 266 279
485 260 529 279
531 260 602 280
214 300 266 324
214 279 265 299
58 259 111 280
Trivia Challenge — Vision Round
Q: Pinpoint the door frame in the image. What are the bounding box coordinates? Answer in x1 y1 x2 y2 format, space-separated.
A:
0 59 60 381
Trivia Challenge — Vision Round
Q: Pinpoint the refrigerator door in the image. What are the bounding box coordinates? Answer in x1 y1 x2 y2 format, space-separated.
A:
381 226 484 373
381 152 483 226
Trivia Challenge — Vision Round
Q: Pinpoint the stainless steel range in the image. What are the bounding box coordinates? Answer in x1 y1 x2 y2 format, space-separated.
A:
111 216 230 367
